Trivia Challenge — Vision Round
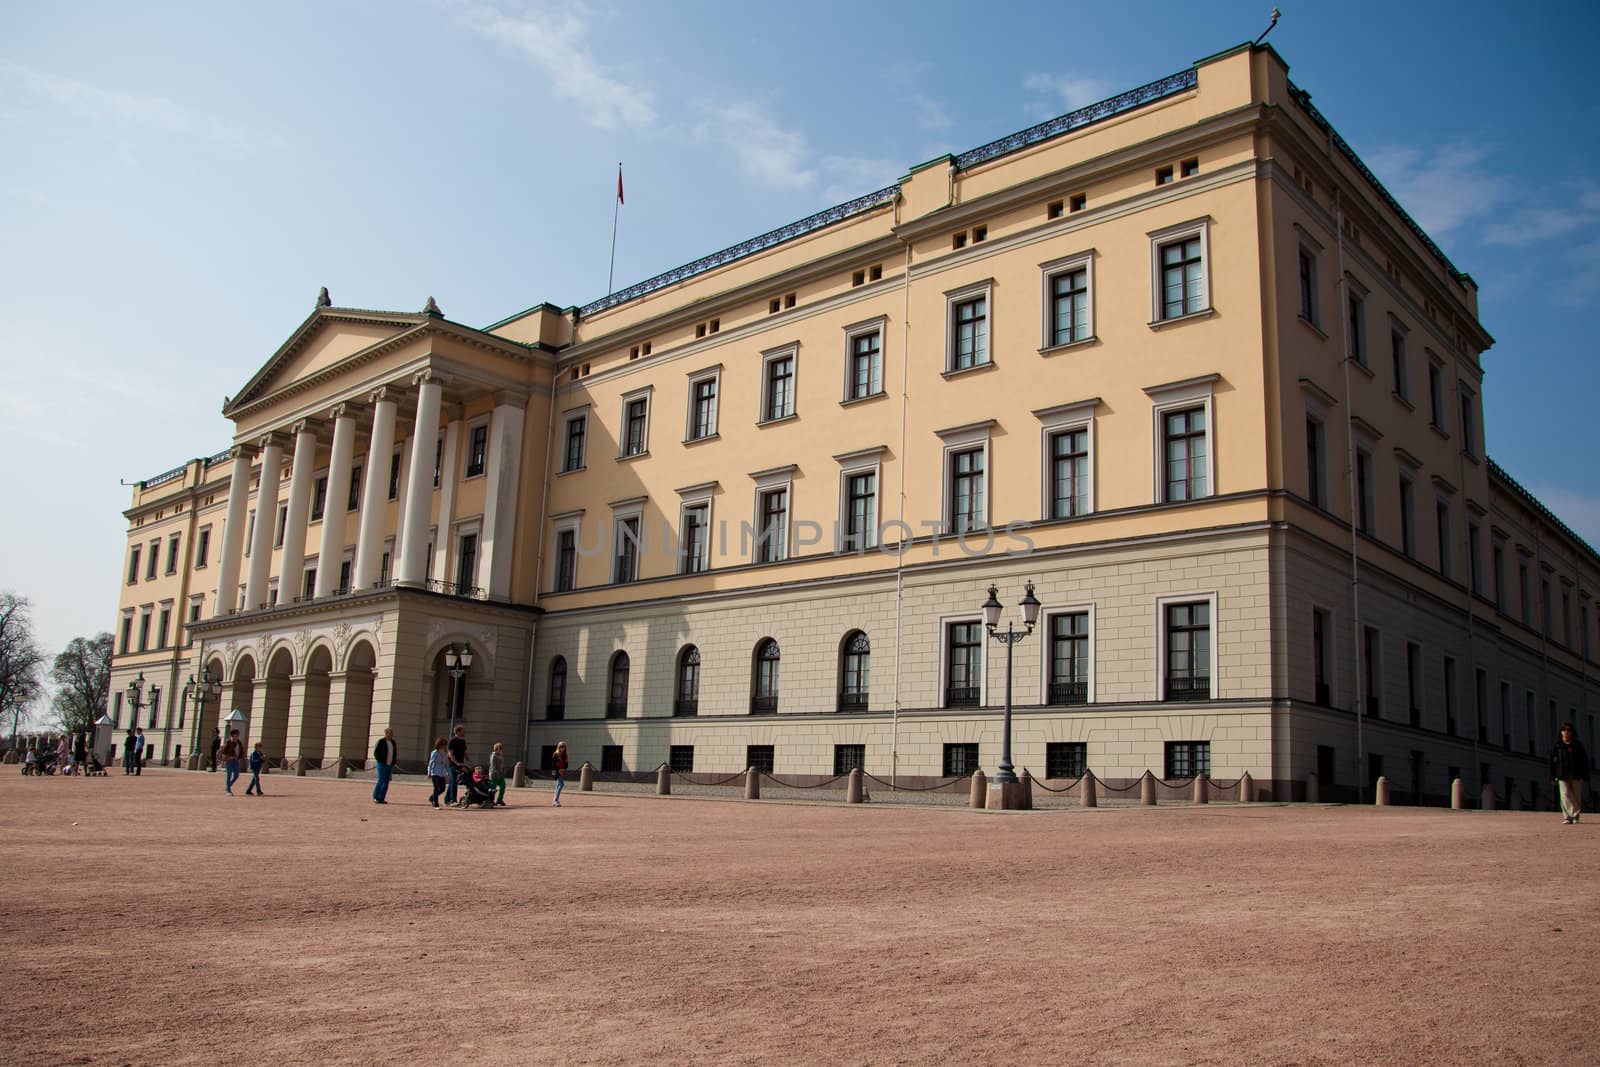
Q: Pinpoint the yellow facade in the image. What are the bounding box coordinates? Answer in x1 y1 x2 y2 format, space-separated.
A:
109 45 1598 803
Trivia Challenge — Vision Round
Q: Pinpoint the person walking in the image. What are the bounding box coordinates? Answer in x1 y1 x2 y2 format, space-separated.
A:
1550 721 1591 825
133 728 145 775
244 742 266 796
122 728 136 775
551 740 569 808
73 733 87 777
372 728 399 805
209 727 222 772
488 742 507 807
445 725 468 806
57 736 71 775
221 729 243 795
426 738 449 809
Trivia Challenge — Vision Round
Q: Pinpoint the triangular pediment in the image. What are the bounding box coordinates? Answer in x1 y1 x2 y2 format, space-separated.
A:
225 307 431 417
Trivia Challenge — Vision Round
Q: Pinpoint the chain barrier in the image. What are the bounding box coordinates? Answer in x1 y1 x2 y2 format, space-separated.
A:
675 770 748 787
760 772 847 790
1022 770 1085 794
860 771 971 793
1095 775 1144 794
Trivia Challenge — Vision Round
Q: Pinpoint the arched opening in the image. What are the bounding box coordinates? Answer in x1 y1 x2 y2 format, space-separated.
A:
674 645 700 717
751 639 780 714
259 647 293 766
428 644 474 739
839 631 870 712
606 651 629 719
293 645 333 768
228 653 257 756
547 656 567 721
338 640 377 767
199 657 226 757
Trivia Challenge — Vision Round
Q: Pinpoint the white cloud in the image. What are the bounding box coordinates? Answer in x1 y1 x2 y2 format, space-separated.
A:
820 155 902 205
1553 239 1600 307
1526 485 1600 551
1363 143 1506 237
1023 71 1113 115
696 101 816 191
1483 182 1600 247
909 92 951 134
464 3 656 131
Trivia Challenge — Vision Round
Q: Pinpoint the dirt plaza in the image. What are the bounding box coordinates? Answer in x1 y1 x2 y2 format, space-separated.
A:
1 769 1595 1065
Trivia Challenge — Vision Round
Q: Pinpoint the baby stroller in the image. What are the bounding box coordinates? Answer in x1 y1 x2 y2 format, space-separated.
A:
30 749 58 776
458 774 497 809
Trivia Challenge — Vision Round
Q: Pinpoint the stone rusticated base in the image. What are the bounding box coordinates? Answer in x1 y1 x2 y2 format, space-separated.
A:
985 780 1028 810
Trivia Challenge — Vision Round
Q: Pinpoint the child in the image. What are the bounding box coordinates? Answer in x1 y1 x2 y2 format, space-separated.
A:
552 740 569 807
489 742 507 807
460 765 495 807
426 738 448 808
245 742 266 796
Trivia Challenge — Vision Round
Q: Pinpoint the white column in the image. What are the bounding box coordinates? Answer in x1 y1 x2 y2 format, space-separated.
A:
212 444 255 617
313 405 357 598
477 390 527 600
397 371 444 586
353 387 398 591
431 413 462 585
244 434 286 611
277 421 319 604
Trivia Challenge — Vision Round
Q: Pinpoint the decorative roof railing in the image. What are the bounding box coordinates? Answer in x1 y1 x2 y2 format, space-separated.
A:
139 465 186 490
953 68 1197 171
1487 458 1600 564
577 184 900 318
204 449 232 466
1285 80 1466 283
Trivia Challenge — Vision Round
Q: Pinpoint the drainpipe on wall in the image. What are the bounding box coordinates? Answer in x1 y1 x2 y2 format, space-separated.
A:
891 226 913 792
1333 183 1366 802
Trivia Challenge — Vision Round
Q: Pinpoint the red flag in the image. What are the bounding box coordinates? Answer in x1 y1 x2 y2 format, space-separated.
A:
616 165 624 205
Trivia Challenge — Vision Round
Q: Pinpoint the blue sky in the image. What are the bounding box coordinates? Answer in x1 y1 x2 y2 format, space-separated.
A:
3 0 1598 663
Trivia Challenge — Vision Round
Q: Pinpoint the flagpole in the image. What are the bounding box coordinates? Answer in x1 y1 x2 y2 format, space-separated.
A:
607 163 622 295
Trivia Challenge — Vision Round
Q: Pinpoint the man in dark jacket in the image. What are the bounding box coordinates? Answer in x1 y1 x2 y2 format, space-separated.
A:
1550 722 1590 825
209 727 222 772
372 728 399 805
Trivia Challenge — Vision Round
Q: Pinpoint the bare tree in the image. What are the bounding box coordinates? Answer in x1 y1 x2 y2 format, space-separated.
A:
51 632 113 736
0 592 47 747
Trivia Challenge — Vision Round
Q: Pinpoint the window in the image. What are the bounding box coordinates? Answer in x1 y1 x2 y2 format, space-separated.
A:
1475 668 1488 743
1050 428 1090 519
1562 586 1572 646
1346 287 1367 367
601 745 624 773
948 447 985 533
1391 325 1410 400
622 394 650 457
945 282 992 371
561 411 587 472
387 452 401 500
274 504 288 548
1043 254 1092 348
156 606 171 651
1163 601 1211 701
1069 192 1086 212
303 567 316 601
1542 575 1553 638
146 540 159 580
1362 626 1380 718
113 691 123 726
1155 165 1174 185
844 320 884 400
195 527 210 568
1150 219 1209 322
669 746 695 774
1406 642 1422 726
127 545 141 584
465 424 488 478
1399 473 1416 558
833 744 865 775
1306 417 1326 509
761 347 797 422
148 689 160 729
1427 358 1446 432
945 621 982 707
1443 656 1458 736
310 476 327 522
755 486 789 563
687 370 719 440
1047 611 1089 705
534 657 563 722
1312 608 1330 705
1162 407 1208 502
1180 157 1199 178
454 530 478 593
337 560 352 595
1298 247 1319 325
747 745 775 775
1500 682 1512 749
606 652 629 718
943 743 981 777
138 611 151 652
751 639 780 714
1468 520 1483 595
1492 541 1506 610
1435 497 1452 578
553 527 577 592
244 511 254 556
1459 386 1477 457
1164 741 1210 779
679 502 709 575
1045 742 1087 779
1356 448 1375 535
433 439 443 487
839 630 870 711
613 515 640 584
843 471 877 551
675 646 700 717
1519 559 1531 622
165 535 180 575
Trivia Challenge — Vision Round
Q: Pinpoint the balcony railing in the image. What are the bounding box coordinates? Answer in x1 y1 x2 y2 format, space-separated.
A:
1164 676 1210 702
749 695 778 715
837 691 868 712
1047 680 1088 706
674 698 699 717
945 686 979 708
545 703 564 721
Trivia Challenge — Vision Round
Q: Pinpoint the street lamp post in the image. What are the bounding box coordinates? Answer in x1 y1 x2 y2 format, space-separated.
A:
445 644 474 737
184 674 222 766
982 581 1042 801
124 673 157 771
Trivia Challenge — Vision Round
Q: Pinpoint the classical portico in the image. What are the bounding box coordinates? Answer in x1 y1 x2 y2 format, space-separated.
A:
188 295 551 771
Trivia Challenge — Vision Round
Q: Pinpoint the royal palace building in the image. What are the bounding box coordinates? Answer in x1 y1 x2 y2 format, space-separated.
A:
106 43 1599 803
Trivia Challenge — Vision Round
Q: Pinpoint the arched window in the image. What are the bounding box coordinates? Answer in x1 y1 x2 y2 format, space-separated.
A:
751 639 780 714
675 645 701 717
839 631 870 711
606 651 630 719
547 656 566 721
